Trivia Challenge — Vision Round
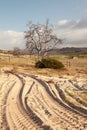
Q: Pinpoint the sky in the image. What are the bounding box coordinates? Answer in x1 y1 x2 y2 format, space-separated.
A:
0 0 87 50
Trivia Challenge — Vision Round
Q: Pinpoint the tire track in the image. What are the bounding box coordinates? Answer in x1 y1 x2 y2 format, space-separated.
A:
19 73 87 130
0 72 87 130
6 73 43 130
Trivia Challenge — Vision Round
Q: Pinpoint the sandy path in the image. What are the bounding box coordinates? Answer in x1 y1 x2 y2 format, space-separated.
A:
0 72 87 130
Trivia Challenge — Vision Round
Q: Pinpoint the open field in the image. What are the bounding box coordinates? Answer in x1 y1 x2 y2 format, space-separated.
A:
0 53 87 77
0 53 87 130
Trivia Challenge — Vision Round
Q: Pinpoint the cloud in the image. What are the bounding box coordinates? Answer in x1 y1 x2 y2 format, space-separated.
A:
74 18 87 28
58 20 68 26
0 17 87 50
54 17 87 47
83 9 87 14
57 20 77 29
0 30 25 50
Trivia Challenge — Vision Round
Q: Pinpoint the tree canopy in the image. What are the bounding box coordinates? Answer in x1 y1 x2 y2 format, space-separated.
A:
25 20 62 60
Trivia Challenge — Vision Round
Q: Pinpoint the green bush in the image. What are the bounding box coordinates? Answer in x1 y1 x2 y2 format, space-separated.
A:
35 58 64 69
35 61 45 68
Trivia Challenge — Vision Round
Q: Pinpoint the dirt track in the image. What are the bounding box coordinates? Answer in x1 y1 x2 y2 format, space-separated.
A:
0 72 87 130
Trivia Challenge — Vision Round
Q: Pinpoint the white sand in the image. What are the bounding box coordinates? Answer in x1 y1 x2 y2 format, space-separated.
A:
0 71 87 130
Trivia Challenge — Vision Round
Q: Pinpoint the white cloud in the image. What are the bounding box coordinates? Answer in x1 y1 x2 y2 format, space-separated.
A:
0 30 25 50
58 20 68 26
54 17 87 47
0 17 87 50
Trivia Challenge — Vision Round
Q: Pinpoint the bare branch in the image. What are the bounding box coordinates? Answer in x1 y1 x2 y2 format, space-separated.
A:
25 20 63 60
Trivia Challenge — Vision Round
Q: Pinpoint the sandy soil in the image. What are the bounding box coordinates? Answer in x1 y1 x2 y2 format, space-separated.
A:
0 68 87 130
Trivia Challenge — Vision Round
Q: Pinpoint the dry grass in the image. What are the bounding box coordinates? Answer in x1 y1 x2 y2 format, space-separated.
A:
0 53 87 77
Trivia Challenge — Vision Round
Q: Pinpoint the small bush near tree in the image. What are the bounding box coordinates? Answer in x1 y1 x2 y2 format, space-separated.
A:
35 58 64 69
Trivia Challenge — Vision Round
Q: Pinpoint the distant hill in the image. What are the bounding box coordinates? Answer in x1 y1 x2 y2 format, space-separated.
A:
46 47 87 55
59 47 87 55
0 47 87 55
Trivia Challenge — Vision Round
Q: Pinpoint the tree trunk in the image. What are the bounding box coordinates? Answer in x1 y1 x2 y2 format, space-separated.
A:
37 51 40 61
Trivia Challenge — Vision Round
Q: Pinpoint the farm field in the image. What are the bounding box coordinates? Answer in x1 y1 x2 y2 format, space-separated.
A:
0 53 87 130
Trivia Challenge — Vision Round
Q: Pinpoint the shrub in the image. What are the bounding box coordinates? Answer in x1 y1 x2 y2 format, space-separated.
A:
35 61 45 68
35 58 64 69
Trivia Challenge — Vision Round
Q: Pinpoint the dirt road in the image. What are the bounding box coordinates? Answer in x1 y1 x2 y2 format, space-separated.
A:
0 72 87 130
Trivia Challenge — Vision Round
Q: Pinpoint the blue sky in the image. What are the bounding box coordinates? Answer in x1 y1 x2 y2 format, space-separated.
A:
0 0 87 31
0 0 87 49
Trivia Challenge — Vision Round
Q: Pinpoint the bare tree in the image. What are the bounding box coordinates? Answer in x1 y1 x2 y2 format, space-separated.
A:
25 20 62 60
13 47 20 57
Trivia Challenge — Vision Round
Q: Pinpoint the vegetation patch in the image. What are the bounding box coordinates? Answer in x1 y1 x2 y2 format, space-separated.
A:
35 58 64 69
